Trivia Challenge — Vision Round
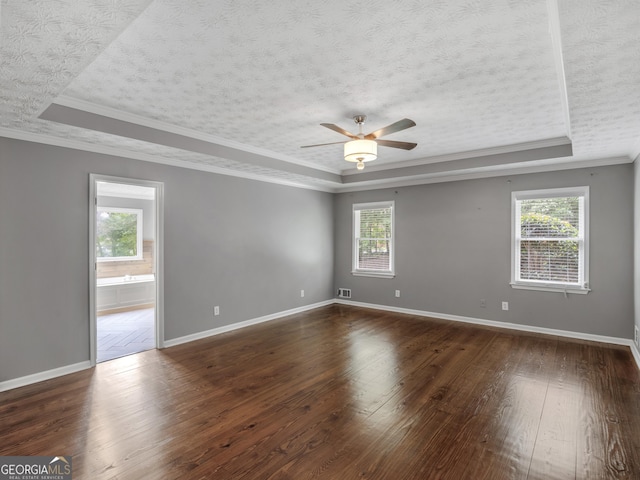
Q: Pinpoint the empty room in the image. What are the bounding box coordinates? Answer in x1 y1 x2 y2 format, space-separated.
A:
1 1 639 479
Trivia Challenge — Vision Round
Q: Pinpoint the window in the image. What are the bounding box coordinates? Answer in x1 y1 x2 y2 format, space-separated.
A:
511 187 589 293
96 207 143 262
353 201 394 277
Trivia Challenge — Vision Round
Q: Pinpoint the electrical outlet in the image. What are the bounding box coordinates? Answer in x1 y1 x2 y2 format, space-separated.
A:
214 306 220 316
395 290 400 298
480 299 486 308
635 326 639 348
501 301 509 311
300 289 305 298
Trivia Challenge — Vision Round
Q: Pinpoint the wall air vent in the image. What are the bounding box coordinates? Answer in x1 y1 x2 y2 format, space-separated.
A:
337 288 351 299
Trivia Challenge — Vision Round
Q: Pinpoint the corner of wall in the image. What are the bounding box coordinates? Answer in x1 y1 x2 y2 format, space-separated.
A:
634 157 640 348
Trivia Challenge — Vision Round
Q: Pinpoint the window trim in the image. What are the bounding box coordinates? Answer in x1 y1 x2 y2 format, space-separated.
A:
510 186 590 294
352 201 395 278
96 206 144 262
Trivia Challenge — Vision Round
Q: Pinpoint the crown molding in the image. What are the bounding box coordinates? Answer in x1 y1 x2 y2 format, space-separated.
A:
334 155 632 192
2 128 632 195
341 136 572 176
342 142 574 186
51 96 579 183
54 95 341 176
39 103 342 184
0 128 337 193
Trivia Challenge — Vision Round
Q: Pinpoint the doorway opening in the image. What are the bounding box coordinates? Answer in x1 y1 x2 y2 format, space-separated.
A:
90 175 164 364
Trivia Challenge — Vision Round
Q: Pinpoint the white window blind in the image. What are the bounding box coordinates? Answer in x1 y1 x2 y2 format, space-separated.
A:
511 187 589 293
353 202 394 277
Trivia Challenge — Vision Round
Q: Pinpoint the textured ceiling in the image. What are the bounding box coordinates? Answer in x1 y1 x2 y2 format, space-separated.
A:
1 0 639 191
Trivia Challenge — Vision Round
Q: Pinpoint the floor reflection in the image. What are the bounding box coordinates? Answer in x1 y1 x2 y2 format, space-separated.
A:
81 352 171 476
347 329 400 431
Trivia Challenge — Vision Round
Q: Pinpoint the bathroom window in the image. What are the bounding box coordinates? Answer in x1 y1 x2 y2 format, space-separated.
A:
96 207 143 261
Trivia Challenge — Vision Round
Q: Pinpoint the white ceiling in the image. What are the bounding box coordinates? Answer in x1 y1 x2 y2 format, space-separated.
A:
2 0 639 191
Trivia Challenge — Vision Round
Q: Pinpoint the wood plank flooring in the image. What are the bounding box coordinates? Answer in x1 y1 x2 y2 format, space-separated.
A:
1 305 639 479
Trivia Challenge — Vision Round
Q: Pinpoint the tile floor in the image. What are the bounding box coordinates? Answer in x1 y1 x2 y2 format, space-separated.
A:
97 308 155 363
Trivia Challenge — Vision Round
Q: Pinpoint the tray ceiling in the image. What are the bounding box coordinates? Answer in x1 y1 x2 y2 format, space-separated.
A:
1 0 639 191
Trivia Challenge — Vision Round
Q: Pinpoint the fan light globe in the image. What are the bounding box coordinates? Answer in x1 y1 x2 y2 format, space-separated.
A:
344 139 377 164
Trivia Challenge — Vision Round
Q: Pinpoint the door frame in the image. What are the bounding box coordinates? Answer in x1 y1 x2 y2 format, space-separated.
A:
89 174 165 366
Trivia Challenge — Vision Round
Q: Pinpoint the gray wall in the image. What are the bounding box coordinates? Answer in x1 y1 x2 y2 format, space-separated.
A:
0 138 334 382
0 135 634 385
334 165 634 338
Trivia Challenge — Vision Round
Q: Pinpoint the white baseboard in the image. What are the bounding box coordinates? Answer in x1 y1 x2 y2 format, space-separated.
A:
163 300 335 348
3 300 637 393
631 343 640 371
0 361 92 393
0 301 333 392
335 299 638 352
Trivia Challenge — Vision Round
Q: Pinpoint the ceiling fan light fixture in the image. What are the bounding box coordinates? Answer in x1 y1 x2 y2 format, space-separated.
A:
344 139 377 164
302 114 416 172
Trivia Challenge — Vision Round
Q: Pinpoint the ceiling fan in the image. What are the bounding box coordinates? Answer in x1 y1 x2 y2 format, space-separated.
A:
301 115 417 170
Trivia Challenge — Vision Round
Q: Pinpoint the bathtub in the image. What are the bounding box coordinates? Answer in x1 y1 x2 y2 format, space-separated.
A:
96 274 156 312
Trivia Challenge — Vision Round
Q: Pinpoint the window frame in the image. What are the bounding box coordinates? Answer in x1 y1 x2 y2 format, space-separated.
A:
96 206 144 262
352 201 395 278
510 186 589 294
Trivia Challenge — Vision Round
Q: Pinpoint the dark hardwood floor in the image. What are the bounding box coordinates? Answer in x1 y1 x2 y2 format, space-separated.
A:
1 305 639 479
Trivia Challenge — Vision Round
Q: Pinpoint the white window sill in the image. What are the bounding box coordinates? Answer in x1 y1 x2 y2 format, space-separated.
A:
97 256 144 263
510 283 590 295
352 271 395 279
